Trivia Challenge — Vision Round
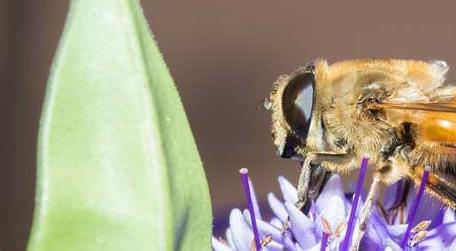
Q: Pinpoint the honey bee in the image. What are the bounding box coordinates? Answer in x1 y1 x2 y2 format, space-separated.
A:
266 59 456 216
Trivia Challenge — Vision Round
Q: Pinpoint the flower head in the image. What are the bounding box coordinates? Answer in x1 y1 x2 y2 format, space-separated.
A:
213 174 354 251
212 166 456 250
366 179 456 251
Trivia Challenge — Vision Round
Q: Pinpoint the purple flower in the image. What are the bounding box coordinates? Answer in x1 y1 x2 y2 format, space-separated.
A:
365 180 456 251
213 174 355 251
212 168 456 251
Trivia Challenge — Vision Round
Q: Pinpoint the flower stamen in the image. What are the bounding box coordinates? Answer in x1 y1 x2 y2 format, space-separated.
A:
280 219 290 235
260 234 273 247
400 165 431 248
411 220 431 234
335 222 346 238
410 230 428 247
340 156 369 251
240 168 262 251
321 216 332 234
320 231 330 251
320 216 332 251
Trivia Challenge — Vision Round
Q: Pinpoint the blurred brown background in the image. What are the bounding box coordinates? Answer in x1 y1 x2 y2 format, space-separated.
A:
2 1 456 250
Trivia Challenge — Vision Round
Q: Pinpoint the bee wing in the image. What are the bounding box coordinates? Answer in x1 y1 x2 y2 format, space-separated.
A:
370 101 456 113
369 99 456 144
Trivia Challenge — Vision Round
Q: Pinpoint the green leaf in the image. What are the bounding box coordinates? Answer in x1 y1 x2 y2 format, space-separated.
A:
26 0 212 250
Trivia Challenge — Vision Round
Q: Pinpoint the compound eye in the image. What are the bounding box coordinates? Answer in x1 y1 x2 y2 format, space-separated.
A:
281 70 315 139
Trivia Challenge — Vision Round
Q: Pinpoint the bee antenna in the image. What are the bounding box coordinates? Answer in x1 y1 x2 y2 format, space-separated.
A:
259 98 272 111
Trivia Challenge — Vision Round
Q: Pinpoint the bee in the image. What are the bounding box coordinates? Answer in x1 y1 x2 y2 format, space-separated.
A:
265 59 456 216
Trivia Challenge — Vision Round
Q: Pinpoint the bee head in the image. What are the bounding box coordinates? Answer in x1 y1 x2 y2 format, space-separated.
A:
267 63 316 160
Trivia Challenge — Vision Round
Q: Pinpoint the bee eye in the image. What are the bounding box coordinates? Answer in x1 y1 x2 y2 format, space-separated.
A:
282 70 315 139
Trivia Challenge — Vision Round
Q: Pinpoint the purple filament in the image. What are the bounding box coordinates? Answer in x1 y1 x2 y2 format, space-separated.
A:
320 232 329 251
239 168 262 251
400 166 431 248
340 156 369 251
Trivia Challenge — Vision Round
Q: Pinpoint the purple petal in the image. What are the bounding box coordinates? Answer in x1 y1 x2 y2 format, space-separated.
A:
282 235 298 251
344 199 352 215
381 223 407 246
384 243 402 251
270 217 283 229
300 243 321 251
212 237 234 251
362 210 407 250
443 208 456 223
449 237 456 250
295 243 324 251
249 178 263 220
386 224 408 237
229 209 253 251
363 213 388 248
243 210 280 239
243 210 296 251
363 210 401 249
263 241 284 251
268 192 288 222
226 228 235 248
285 202 317 249
278 176 298 203
308 201 318 222
416 222 456 250
294 243 305 251
315 175 345 212
319 196 346 231
383 242 402 251
361 216 400 251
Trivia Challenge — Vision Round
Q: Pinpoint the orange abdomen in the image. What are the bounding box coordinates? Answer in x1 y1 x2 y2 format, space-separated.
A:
420 112 456 143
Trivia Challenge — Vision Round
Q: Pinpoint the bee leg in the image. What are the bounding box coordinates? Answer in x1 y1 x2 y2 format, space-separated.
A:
280 153 346 234
295 152 347 212
280 152 348 234
295 157 313 211
282 158 320 234
351 173 382 251
384 145 412 223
